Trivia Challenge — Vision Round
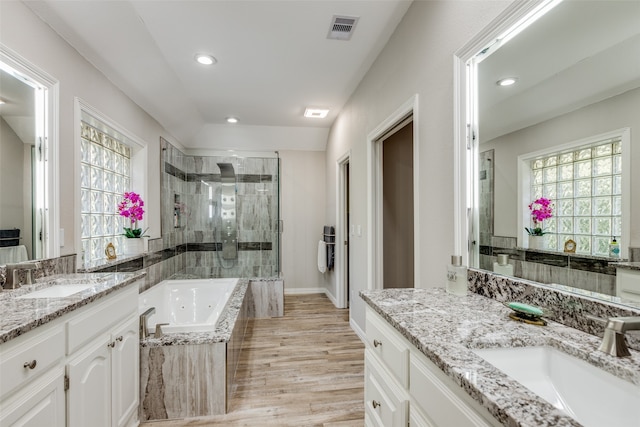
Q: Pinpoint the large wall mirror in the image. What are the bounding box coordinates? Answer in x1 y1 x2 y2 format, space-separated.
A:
465 0 640 302
0 45 58 264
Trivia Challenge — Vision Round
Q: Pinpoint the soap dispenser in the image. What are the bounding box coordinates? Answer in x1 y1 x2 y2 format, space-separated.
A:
446 255 467 296
609 236 620 258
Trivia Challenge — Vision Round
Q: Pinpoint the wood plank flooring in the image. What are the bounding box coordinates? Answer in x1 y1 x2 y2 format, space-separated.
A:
141 293 365 427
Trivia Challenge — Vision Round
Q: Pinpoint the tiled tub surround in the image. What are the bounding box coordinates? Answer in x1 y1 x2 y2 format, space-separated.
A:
139 278 251 420
480 239 621 296
0 271 146 344
360 288 640 427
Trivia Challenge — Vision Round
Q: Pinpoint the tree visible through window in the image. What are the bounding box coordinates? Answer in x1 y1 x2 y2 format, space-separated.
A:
529 137 622 257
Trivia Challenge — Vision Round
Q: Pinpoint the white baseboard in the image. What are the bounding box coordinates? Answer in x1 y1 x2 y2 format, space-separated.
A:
324 288 338 306
284 287 326 295
350 317 366 343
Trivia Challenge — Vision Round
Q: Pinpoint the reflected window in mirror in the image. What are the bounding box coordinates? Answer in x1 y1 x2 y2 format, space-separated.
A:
519 131 627 257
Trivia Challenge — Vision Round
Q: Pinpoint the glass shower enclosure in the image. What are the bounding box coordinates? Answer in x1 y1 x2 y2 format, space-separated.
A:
161 138 280 278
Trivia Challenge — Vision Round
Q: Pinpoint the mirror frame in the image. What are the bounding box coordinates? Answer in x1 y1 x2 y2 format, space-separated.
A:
0 43 59 261
454 0 560 266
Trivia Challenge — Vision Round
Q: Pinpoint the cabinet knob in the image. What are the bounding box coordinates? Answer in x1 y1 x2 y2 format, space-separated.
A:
372 400 381 409
108 341 116 348
23 360 37 370
373 339 382 348
115 336 123 342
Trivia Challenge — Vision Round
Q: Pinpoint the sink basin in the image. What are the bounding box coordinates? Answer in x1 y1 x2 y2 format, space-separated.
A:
474 346 640 426
16 284 95 299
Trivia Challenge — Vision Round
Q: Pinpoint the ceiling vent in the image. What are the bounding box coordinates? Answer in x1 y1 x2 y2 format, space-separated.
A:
327 15 359 41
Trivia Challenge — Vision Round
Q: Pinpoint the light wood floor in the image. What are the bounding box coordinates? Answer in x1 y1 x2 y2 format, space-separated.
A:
141 293 365 427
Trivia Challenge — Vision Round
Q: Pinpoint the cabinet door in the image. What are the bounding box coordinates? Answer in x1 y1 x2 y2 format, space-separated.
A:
0 369 65 427
67 334 112 427
111 316 139 427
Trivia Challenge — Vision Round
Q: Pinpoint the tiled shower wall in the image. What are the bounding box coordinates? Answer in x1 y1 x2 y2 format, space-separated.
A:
161 138 279 278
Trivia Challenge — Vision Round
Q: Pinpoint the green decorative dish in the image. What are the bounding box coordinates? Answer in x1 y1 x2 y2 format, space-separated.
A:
505 302 544 317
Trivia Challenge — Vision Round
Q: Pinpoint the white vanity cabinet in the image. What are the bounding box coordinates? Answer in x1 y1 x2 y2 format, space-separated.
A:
66 285 139 427
364 306 501 427
0 280 140 427
0 322 66 427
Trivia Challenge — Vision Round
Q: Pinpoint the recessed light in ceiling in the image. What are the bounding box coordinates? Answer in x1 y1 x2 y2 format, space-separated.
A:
195 54 217 65
497 77 517 86
304 108 329 118
226 117 238 124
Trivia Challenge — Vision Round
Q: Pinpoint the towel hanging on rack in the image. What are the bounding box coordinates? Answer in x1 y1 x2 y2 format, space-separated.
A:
317 240 327 273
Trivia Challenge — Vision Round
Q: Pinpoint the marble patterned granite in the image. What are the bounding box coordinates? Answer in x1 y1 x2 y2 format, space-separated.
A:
361 288 640 427
611 262 640 271
140 279 249 347
0 271 146 344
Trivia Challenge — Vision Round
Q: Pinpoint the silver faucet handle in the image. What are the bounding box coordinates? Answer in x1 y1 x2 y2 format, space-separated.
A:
605 316 640 333
598 316 640 357
154 323 169 338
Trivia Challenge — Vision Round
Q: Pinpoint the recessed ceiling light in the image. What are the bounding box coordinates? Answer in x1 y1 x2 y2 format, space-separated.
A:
497 77 517 86
195 54 216 65
226 117 238 124
304 108 329 118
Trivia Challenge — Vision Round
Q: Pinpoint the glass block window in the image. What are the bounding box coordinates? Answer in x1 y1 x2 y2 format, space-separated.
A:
529 137 622 256
80 121 131 263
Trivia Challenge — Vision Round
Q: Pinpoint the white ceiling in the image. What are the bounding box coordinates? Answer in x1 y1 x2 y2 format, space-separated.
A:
0 68 36 146
23 0 412 151
478 0 640 142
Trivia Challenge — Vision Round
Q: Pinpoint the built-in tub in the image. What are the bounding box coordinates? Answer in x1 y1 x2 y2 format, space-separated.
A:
138 278 250 421
139 278 238 334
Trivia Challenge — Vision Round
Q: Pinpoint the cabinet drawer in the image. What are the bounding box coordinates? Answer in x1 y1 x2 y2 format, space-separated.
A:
66 286 137 355
410 352 499 427
366 307 409 387
0 324 64 400
365 350 408 427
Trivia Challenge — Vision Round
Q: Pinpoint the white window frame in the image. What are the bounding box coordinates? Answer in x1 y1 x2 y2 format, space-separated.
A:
517 128 630 258
74 98 147 267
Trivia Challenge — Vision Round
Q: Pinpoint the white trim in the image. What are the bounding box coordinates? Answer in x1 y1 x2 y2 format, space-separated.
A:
284 287 327 295
0 43 60 260
367 95 419 291
453 0 561 268
517 128 631 257
324 288 339 307
335 150 351 309
350 317 367 344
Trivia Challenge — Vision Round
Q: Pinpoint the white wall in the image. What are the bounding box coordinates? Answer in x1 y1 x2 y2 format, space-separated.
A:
0 1 180 257
325 1 511 332
0 117 26 234
279 150 327 293
484 87 640 246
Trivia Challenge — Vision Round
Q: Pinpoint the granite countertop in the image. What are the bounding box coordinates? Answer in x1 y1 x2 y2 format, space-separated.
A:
360 288 640 427
0 272 146 344
611 262 640 271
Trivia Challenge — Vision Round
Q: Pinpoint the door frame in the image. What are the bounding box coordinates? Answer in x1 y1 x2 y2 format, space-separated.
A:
335 151 350 309
367 95 420 290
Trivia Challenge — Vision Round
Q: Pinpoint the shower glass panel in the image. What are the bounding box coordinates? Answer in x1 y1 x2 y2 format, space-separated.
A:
161 138 280 279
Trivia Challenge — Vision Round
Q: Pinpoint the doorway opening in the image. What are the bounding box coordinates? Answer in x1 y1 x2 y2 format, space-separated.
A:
380 117 414 288
336 152 350 309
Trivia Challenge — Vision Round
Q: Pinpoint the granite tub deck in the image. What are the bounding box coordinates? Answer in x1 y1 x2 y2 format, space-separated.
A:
0 272 146 344
360 288 640 427
139 278 251 421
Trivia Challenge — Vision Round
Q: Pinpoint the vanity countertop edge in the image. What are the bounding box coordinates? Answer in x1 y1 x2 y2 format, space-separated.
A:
360 288 640 427
0 271 146 344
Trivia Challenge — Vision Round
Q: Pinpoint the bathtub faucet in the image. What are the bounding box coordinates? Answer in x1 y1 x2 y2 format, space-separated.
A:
140 307 156 339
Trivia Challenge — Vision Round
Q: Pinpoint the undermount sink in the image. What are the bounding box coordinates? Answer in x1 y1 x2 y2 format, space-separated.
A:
16 284 95 299
473 346 640 427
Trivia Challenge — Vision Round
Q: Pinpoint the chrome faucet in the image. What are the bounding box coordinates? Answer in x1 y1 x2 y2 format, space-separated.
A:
140 307 156 339
2 262 41 290
598 316 640 357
